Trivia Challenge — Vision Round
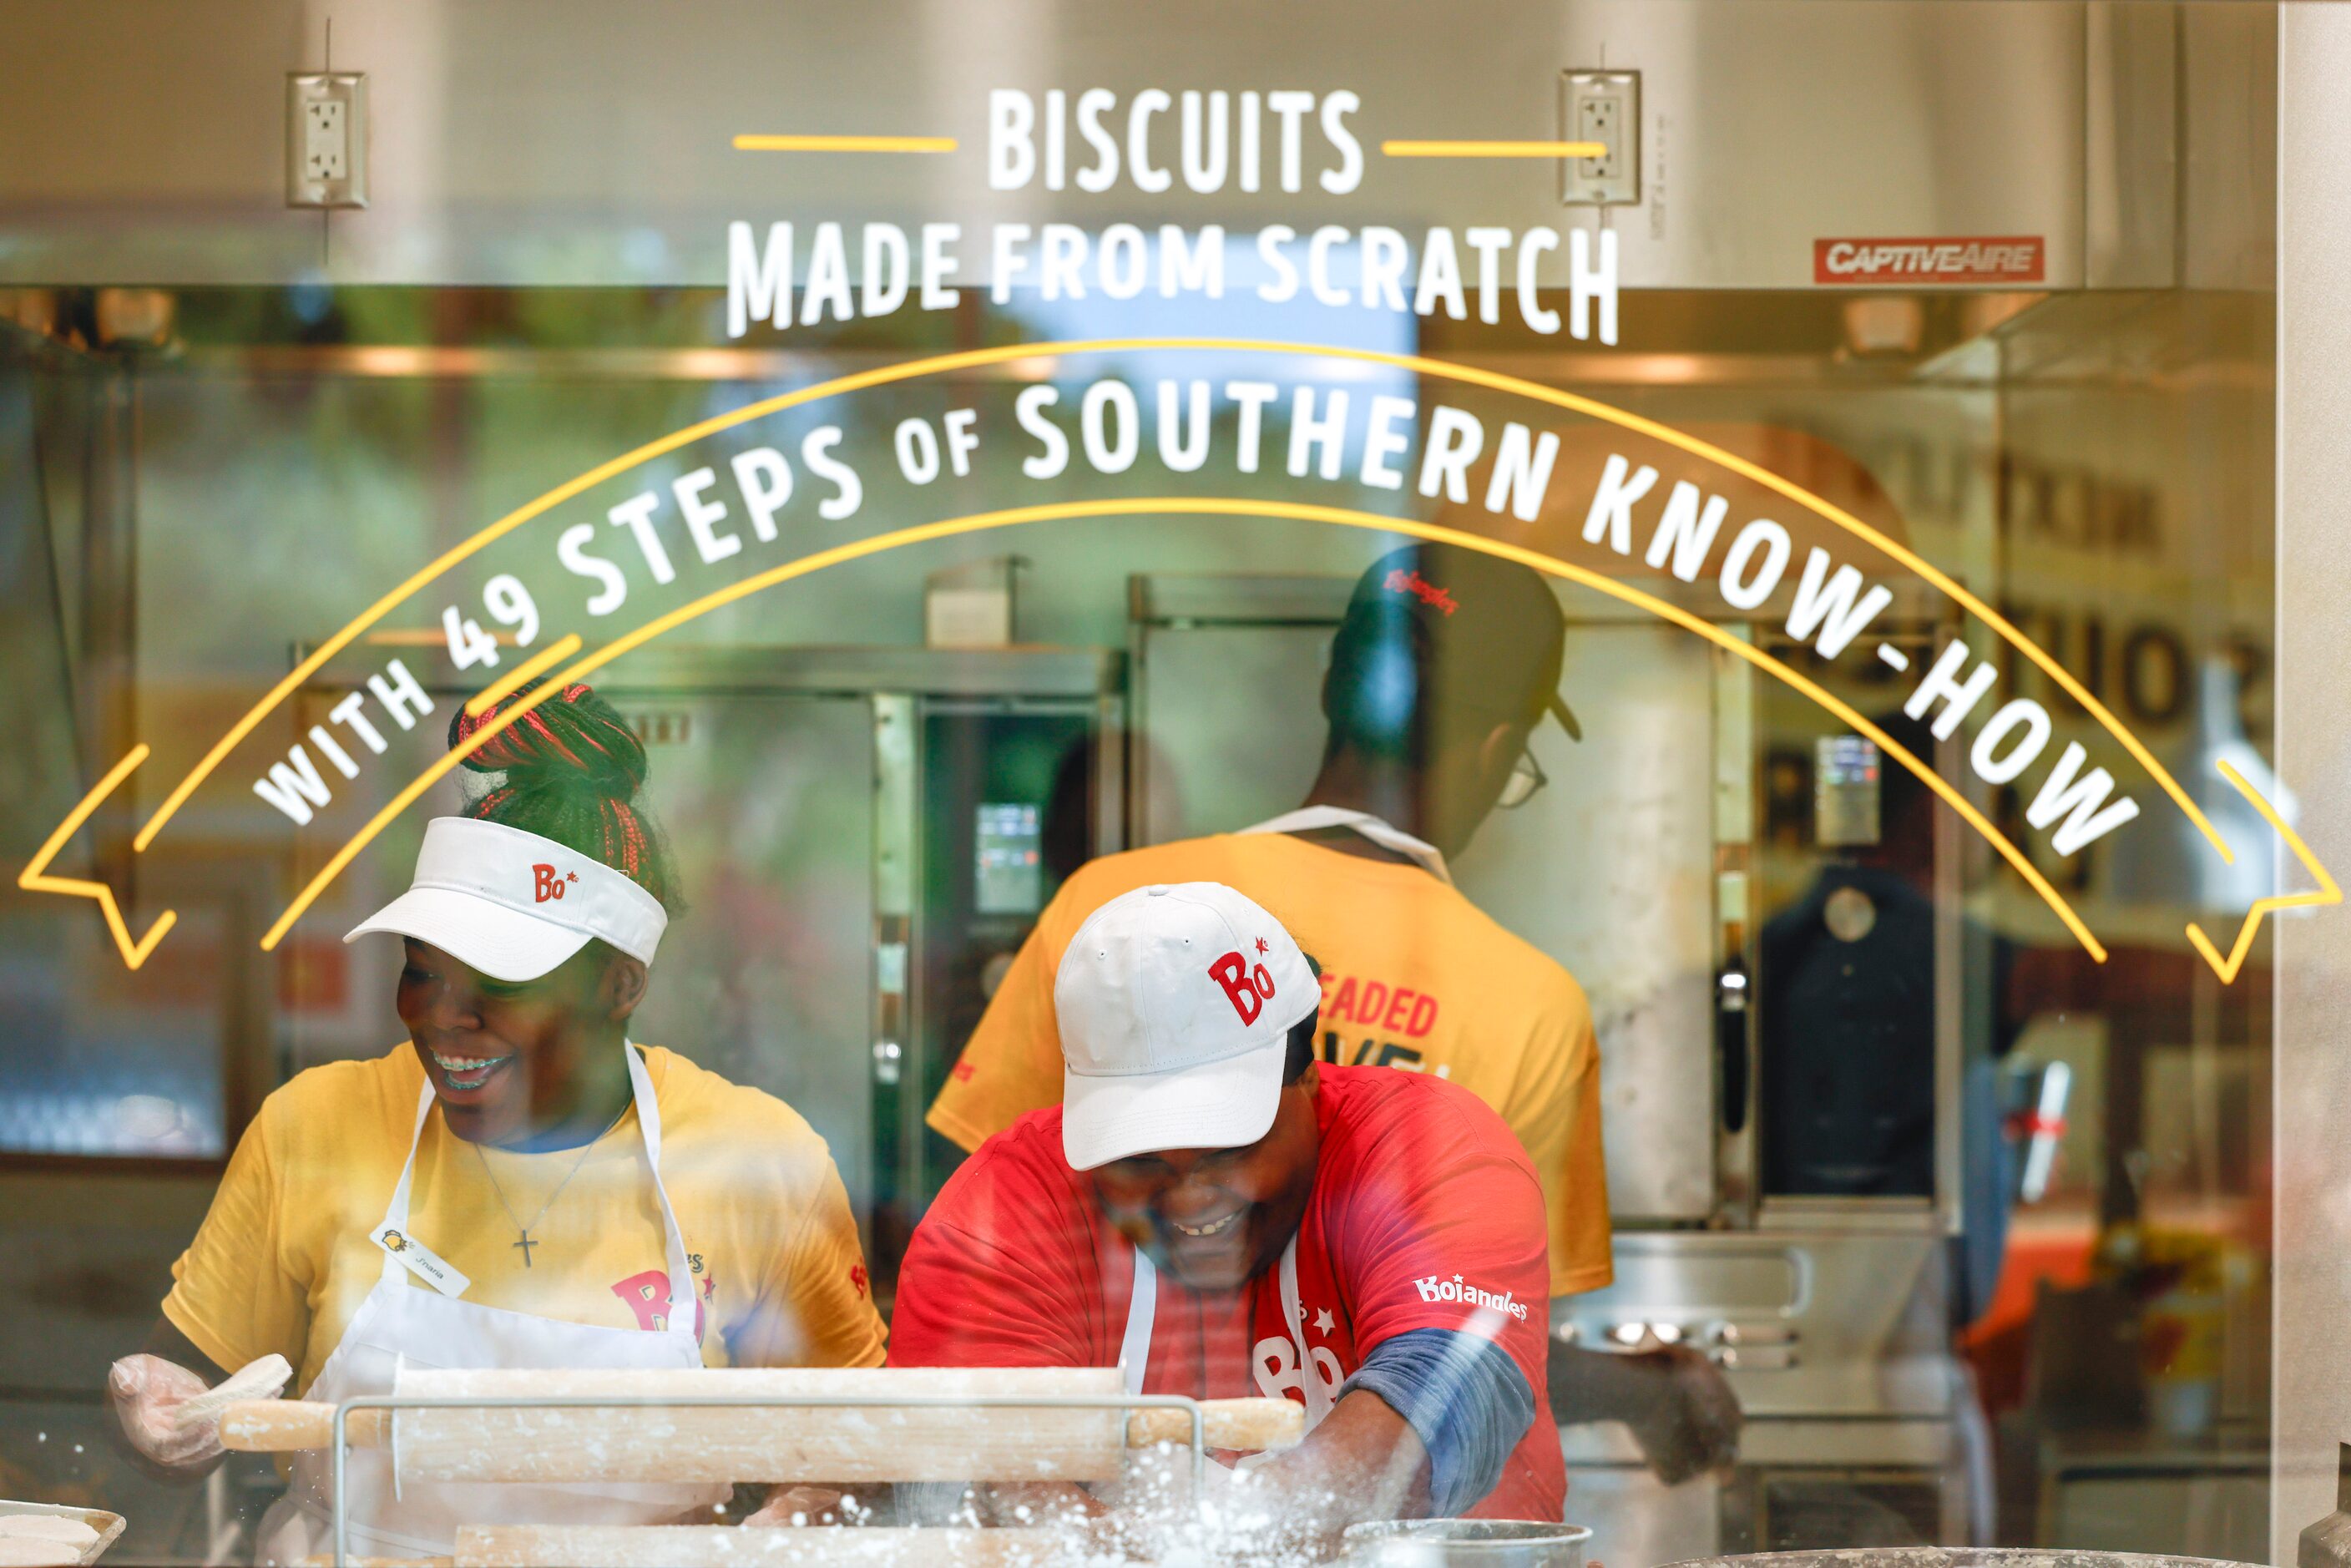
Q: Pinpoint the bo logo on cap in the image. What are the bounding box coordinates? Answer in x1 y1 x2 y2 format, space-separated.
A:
1208 942 1278 1025
532 864 578 904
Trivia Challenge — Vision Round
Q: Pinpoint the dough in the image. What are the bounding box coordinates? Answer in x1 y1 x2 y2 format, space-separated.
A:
174 1352 293 1427
0 1539 80 1567
0 1521 99 1547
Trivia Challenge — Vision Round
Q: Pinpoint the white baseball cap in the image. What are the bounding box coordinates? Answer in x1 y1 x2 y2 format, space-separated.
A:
1054 882 1318 1171
344 817 668 983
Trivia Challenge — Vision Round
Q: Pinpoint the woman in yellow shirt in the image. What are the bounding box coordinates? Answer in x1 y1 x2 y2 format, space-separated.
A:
107 682 882 1560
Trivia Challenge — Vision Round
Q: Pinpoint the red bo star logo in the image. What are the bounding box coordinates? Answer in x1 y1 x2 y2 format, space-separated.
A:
1254 938 1270 954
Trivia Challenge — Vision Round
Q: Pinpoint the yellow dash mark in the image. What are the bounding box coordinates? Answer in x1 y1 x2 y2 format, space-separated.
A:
1381 139 1609 158
261 500 2107 965
2185 759 2342 984
463 635 586 718
731 134 958 154
18 745 176 969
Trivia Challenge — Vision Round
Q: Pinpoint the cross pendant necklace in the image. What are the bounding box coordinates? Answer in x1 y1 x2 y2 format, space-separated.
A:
474 1134 602 1269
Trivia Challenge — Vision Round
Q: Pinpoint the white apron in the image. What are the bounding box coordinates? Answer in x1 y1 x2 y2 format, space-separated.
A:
1240 806 1451 885
256 1044 719 1564
1118 1235 1340 1433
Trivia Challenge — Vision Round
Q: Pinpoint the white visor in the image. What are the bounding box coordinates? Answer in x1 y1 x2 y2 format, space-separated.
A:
344 817 668 982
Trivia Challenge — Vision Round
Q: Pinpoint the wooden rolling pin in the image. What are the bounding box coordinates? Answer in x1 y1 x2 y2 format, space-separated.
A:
222 1366 1303 1485
457 1525 1080 1568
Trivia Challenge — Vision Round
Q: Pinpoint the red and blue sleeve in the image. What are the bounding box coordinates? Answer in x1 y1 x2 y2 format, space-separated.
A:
1325 1090 1555 1412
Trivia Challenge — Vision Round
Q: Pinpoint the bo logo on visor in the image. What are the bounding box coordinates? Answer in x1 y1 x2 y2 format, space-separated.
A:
532 864 578 903
1209 949 1277 1024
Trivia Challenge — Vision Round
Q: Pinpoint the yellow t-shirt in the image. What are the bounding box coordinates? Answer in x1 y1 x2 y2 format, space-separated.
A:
926 832 1614 1295
165 1044 885 1396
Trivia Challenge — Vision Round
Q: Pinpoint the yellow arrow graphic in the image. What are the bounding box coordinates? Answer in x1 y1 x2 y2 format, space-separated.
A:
17 746 177 970
2185 758 2340 984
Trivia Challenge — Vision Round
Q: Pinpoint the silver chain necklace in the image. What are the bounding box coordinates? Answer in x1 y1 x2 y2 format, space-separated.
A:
472 1111 622 1267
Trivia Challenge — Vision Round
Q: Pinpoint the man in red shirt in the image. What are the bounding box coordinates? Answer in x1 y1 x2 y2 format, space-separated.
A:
890 882 1563 1546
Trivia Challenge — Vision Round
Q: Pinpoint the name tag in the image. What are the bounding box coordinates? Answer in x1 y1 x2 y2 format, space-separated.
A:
371 1223 470 1298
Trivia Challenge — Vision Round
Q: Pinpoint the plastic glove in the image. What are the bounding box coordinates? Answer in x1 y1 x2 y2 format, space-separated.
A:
109 1354 221 1468
109 1352 291 1470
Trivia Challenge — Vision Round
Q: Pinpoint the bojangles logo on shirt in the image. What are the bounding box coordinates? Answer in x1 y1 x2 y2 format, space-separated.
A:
1414 1272 1529 1320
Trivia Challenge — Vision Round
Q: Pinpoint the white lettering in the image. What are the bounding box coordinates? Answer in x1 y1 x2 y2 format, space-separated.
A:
1719 520 1793 610
1485 422 1560 523
988 89 1035 190
1418 406 1483 502
253 746 331 825
1582 452 1658 551
1016 385 1069 479
1784 548 1893 658
726 220 790 339
2027 742 2143 855
1904 640 1999 741
1971 699 2054 786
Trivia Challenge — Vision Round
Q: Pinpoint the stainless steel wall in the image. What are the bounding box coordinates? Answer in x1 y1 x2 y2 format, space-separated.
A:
0 1 2272 289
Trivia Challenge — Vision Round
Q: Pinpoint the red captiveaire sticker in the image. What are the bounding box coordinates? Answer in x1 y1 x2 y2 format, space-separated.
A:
1813 236 2045 286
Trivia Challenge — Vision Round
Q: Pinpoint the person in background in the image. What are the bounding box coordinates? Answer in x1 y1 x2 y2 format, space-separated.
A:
893 883 1560 1553
107 683 882 1560
928 540 1740 1483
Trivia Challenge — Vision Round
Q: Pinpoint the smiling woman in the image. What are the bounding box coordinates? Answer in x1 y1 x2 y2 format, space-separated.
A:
380 685 680 1149
104 680 888 1561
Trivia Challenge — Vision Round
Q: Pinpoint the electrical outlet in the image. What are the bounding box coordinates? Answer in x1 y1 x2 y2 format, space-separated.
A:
1560 70 1639 206
286 73 368 209
304 99 347 181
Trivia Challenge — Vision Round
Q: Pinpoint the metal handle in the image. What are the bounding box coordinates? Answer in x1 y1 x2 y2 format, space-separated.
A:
1716 961 1751 1134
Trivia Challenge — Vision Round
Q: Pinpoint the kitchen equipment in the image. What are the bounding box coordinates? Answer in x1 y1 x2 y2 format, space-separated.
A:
0 1503 125 1568
1661 1550 2253 1568
2304 1444 2351 1568
217 1367 1302 1484
1342 1520 1594 1567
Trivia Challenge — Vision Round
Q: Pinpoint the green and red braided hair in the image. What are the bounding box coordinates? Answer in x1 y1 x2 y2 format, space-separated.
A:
448 682 681 913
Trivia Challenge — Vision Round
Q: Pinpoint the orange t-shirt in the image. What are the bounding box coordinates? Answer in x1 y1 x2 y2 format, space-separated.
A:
926 832 1612 1295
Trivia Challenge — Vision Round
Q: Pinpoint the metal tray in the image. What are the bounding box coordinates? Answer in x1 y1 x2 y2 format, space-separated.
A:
0 1500 127 1566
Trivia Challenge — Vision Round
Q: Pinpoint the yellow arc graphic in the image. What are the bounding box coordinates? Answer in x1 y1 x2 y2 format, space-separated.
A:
18 746 176 969
2183 759 2341 984
260 499 2109 964
119 338 2237 869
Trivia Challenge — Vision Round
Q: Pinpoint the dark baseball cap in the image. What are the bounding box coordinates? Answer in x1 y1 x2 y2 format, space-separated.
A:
1327 542 1580 742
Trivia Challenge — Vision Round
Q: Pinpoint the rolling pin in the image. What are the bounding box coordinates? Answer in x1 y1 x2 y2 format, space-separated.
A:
457 1525 1079 1568
221 1366 1304 1485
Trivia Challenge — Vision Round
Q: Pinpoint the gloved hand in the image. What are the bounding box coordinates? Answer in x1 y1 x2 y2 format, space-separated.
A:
109 1352 291 1471
109 1355 221 1469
